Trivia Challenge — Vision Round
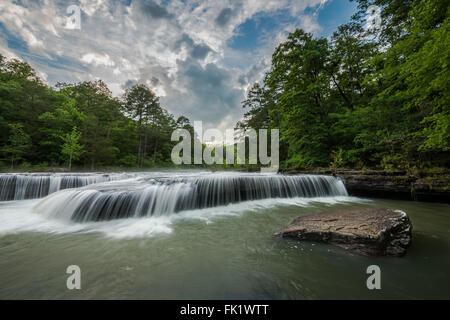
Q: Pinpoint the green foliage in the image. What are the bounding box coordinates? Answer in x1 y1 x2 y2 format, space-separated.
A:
1 123 32 168
60 126 84 170
119 154 137 167
0 0 448 171
330 148 345 172
122 84 178 167
0 56 192 170
240 0 449 170
38 98 85 162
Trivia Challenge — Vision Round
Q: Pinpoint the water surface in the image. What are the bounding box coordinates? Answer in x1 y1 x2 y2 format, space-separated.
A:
0 171 449 299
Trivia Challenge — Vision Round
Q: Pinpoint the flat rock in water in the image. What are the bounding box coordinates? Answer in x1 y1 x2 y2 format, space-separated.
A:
275 209 412 256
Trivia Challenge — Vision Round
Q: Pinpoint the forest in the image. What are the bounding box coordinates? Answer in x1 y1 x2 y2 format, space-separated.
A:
0 65 195 170
238 0 449 172
0 0 449 171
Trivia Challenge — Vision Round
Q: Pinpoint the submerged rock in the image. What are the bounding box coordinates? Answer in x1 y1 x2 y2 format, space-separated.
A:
275 208 412 256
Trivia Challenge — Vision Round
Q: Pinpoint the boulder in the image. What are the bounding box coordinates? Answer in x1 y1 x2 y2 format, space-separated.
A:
275 208 412 256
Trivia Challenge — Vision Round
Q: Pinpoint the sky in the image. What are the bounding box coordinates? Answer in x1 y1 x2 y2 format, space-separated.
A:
0 0 357 132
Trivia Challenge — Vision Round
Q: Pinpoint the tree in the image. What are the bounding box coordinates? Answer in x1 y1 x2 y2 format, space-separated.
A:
2 124 32 169
60 126 84 170
265 29 336 167
360 0 450 168
0 54 192 170
122 84 161 166
350 0 416 44
0 54 59 164
38 98 85 163
1 0 448 171
239 0 449 170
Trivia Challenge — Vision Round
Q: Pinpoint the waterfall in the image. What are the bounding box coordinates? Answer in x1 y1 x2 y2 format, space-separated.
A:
33 174 348 222
0 173 131 201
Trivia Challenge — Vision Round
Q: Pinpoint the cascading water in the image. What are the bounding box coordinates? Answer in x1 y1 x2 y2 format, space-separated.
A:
33 173 348 222
0 173 132 201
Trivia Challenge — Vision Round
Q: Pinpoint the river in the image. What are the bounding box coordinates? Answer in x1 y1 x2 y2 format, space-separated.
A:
0 171 449 299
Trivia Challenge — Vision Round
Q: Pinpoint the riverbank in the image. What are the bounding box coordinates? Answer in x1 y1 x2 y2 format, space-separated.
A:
280 168 450 203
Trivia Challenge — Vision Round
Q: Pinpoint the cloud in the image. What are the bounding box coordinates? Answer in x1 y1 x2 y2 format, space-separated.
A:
173 33 213 60
215 8 234 27
122 79 138 90
137 0 174 20
151 76 159 85
81 53 115 67
0 0 330 130
151 57 243 131
238 58 269 86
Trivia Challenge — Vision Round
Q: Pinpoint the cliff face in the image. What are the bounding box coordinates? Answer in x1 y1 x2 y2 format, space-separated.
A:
340 171 450 202
279 169 450 203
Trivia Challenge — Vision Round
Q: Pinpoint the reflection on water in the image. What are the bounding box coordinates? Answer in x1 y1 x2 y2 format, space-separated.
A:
0 172 449 299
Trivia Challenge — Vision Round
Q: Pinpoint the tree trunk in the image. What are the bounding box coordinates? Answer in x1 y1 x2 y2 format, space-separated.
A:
143 129 148 165
153 139 157 163
138 134 143 167
137 111 143 167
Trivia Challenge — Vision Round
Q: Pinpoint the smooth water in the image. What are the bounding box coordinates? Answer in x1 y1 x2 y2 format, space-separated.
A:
0 171 449 299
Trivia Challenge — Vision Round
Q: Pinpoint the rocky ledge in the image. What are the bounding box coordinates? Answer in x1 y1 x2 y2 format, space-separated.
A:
278 168 450 203
275 208 413 256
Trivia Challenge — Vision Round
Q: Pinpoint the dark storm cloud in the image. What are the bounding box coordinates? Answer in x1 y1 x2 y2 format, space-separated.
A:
138 0 173 20
173 33 213 60
162 57 243 127
182 59 225 88
215 7 234 27
238 59 269 86
191 45 212 60
151 76 159 85
0 0 328 131
122 79 138 90
238 74 247 85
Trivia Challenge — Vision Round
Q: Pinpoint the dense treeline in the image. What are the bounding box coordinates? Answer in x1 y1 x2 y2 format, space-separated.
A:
237 0 449 171
0 0 448 171
0 57 194 169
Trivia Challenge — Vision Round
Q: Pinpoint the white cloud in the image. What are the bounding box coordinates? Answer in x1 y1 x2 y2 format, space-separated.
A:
81 53 115 67
0 0 328 130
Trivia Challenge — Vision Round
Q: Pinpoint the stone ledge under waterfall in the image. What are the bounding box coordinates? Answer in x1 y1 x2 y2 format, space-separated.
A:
0 173 133 201
31 172 348 222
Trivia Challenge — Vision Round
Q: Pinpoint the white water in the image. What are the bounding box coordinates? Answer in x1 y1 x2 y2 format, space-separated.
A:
32 172 349 222
0 173 133 201
3 171 449 299
0 195 368 239
0 170 364 238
